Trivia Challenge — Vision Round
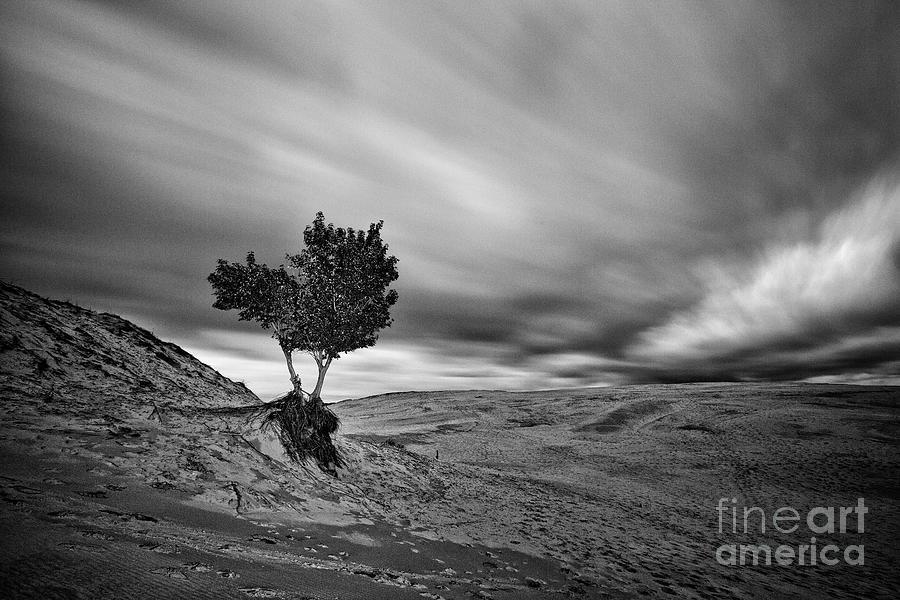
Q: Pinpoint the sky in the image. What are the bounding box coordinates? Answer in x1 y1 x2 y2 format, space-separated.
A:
2 0 899 400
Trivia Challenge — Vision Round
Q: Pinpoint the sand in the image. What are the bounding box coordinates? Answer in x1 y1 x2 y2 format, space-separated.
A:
1 281 898 598
335 384 900 598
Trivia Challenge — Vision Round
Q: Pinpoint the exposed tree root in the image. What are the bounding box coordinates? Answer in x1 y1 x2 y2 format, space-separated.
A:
211 391 343 474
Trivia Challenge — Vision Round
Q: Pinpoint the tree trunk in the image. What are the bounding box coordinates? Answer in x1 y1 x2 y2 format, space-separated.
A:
311 356 332 399
282 347 302 395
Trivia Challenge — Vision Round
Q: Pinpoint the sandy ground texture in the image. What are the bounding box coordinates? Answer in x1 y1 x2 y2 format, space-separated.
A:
0 281 574 599
335 383 900 599
2 280 899 599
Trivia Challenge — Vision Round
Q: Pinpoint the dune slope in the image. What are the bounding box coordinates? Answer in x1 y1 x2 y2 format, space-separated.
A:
0 282 561 599
1 281 898 599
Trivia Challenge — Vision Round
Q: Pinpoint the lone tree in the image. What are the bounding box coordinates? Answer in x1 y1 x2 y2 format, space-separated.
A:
208 212 399 469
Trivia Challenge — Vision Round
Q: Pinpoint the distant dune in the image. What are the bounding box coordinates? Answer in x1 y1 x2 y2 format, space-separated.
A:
1 281 898 599
335 384 900 598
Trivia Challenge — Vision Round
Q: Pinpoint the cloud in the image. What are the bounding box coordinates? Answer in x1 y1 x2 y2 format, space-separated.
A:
184 332 627 402
628 177 900 378
1 1 898 393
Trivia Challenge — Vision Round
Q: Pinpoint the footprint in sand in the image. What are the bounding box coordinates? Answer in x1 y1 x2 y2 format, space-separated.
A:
99 508 157 523
150 567 187 580
139 541 180 555
80 530 114 540
216 568 240 579
57 541 104 553
47 510 76 519
238 588 289 598
76 489 108 498
248 535 278 544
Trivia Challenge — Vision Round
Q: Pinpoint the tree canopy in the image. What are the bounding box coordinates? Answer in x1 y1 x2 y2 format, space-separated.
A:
208 212 399 399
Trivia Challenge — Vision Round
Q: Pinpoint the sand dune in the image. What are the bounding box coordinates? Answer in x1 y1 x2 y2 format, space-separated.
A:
1 281 898 598
335 384 900 598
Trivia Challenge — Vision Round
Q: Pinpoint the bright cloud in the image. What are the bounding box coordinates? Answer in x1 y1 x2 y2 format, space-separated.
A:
629 177 900 372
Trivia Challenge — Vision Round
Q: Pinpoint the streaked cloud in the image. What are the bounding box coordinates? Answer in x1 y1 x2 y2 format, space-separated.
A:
1 1 898 398
628 178 900 379
184 332 624 401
